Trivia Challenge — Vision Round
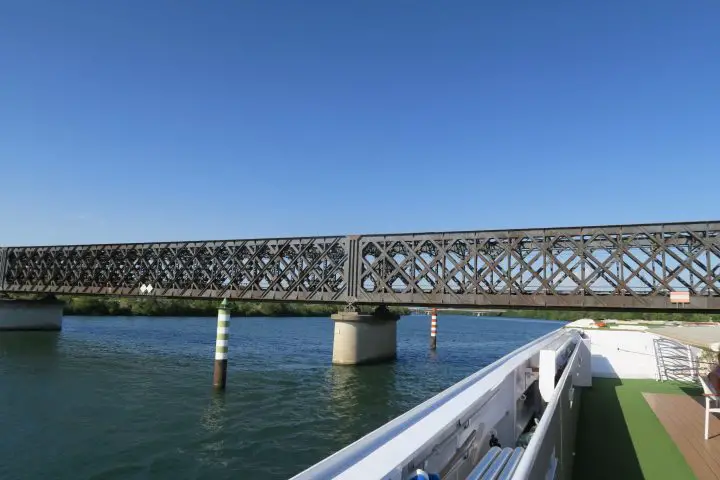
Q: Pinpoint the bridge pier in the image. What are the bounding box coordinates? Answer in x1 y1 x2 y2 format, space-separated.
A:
0 298 63 331
330 306 400 365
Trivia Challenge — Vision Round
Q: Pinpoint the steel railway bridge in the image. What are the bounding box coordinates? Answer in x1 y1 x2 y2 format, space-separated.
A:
1 221 719 311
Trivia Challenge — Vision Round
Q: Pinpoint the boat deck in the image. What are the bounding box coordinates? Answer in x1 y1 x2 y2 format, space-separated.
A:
644 393 720 479
573 378 720 480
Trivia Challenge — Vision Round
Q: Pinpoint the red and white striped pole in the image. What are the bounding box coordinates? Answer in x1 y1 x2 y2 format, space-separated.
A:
430 308 438 350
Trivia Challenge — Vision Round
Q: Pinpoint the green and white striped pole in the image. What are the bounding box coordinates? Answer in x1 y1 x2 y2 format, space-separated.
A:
213 298 230 390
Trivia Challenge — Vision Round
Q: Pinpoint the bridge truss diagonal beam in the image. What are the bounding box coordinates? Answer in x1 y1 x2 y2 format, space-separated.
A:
1 221 719 311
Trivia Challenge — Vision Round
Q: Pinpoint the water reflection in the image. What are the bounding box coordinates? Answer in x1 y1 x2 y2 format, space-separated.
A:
0 332 60 358
197 393 229 467
327 364 399 446
201 393 227 434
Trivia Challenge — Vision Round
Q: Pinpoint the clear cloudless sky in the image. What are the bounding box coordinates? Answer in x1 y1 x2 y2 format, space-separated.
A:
1 1 718 245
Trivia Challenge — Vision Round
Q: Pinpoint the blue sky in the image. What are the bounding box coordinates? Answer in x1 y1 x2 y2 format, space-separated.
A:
1 1 718 246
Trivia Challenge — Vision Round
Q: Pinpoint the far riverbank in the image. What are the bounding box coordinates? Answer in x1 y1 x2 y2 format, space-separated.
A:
3 294 717 321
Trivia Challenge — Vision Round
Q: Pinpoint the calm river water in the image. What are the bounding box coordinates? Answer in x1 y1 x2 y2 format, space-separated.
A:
0 314 563 479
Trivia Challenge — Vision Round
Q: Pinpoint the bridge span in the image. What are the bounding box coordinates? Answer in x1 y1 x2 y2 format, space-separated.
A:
1 220 719 311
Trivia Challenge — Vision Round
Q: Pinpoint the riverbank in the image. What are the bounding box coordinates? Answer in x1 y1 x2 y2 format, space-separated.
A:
59 296 409 317
413 308 719 323
503 309 720 322
0 294 409 317
61 297 413 317
3 294 716 321
60 303 720 322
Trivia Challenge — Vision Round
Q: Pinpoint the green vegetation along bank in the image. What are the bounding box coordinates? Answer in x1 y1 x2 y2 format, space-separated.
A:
59 302 720 321
3 294 717 321
58 296 409 317
503 309 720 322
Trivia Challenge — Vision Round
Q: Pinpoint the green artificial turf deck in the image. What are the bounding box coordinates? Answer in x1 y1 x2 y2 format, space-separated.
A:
572 378 703 480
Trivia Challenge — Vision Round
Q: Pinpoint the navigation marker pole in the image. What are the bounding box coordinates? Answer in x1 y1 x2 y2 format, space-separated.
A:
430 308 438 350
213 298 230 390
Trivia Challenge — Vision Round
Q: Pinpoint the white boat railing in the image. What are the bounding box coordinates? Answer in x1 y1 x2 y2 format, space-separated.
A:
653 337 698 383
511 336 589 479
291 328 580 480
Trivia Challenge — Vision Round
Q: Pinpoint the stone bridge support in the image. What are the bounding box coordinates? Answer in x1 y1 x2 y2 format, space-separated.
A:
330 306 400 365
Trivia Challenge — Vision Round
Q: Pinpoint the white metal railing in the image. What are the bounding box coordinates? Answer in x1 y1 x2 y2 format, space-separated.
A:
653 337 698 382
511 338 586 479
291 328 577 480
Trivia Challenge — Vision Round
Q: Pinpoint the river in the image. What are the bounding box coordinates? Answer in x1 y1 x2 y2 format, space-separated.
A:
0 314 564 479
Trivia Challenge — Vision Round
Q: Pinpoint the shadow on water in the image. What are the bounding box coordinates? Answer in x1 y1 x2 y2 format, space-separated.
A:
572 378 645 480
0 331 60 358
326 363 398 447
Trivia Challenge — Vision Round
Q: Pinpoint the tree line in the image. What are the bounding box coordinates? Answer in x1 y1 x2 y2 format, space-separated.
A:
3 293 717 321
59 296 409 317
502 309 720 322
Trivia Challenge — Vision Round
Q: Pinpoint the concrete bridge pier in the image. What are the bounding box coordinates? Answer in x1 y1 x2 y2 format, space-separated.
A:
0 298 63 331
331 306 400 365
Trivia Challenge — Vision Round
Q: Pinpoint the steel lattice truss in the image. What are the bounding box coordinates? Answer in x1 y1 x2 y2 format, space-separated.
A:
1 221 719 310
